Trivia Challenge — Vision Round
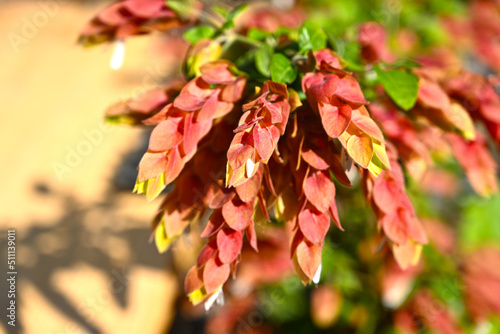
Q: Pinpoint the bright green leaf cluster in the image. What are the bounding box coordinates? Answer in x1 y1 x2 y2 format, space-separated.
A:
270 53 297 84
299 21 327 53
374 65 419 111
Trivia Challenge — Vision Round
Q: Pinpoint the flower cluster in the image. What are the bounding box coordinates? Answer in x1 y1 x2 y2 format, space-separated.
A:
227 82 291 187
447 133 498 197
362 149 428 269
105 80 184 125
135 60 246 201
78 0 196 46
395 289 464 334
303 50 369 139
445 72 500 149
358 22 395 64
368 101 431 180
285 111 345 283
80 1 500 328
470 0 500 73
463 247 500 321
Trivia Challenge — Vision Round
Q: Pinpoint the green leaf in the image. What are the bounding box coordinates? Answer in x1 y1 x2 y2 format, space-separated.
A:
259 276 307 323
389 58 421 69
460 195 500 250
270 53 297 84
212 5 229 18
166 1 191 19
226 4 248 21
215 4 247 32
322 242 362 293
220 20 235 31
183 25 215 45
247 28 272 41
374 65 419 111
298 21 327 53
255 44 273 77
297 90 306 101
275 27 293 38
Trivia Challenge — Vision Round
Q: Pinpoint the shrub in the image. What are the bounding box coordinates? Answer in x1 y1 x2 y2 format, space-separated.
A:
80 0 500 332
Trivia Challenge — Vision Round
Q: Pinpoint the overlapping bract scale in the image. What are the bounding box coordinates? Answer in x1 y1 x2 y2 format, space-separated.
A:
362 149 428 269
302 50 390 177
135 61 246 201
226 81 291 188
105 80 184 125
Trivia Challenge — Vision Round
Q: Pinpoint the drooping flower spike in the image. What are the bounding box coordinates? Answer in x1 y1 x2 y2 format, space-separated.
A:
78 0 199 47
134 60 246 201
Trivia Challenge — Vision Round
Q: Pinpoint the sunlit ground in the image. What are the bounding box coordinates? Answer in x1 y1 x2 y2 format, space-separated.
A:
0 1 183 333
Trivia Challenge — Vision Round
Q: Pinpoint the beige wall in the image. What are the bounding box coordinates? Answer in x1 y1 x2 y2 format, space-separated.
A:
0 2 180 333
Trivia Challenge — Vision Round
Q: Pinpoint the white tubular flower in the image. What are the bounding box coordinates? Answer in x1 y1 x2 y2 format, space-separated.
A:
216 289 225 307
245 158 255 177
204 288 223 312
382 279 413 309
313 262 322 284
110 40 125 70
